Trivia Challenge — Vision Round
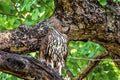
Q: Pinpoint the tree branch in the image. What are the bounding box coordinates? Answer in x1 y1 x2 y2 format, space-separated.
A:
0 23 48 53
0 50 63 80
0 0 120 54
0 12 17 17
76 52 109 80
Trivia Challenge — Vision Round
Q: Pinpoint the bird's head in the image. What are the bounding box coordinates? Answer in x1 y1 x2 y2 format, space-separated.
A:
43 17 62 32
43 23 55 30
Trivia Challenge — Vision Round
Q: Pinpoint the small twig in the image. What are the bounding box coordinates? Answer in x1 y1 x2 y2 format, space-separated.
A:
0 12 17 17
76 52 109 80
68 56 120 61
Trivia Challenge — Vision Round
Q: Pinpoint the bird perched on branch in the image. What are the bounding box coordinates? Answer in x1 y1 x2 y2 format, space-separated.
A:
39 17 68 75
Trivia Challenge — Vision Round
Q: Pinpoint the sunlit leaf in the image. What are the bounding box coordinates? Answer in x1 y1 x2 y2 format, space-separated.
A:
98 0 107 6
32 8 39 20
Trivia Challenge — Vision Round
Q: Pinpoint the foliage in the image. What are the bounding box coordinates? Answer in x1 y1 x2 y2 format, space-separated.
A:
98 0 120 6
0 72 21 80
64 41 120 80
88 59 120 80
113 0 120 2
0 0 55 30
98 0 107 6
65 41 105 76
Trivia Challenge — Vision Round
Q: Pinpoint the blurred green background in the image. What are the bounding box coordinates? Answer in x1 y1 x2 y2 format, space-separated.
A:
0 0 120 80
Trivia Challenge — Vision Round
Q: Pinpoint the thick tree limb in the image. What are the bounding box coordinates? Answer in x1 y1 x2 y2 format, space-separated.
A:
0 22 48 53
0 0 119 54
54 0 120 79
0 50 63 80
0 17 62 54
54 0 120 71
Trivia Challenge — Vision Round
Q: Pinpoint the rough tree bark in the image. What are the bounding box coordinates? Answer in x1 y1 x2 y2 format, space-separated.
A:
54 0 120 79
0 0 120 80
0 51 63 80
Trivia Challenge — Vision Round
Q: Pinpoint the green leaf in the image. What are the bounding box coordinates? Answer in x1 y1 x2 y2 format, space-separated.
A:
32 0 37 5
88 52 95 57
98 0 107 6
20 0 30 11
24 20 33 25
113 0 120 2
29 52 37 57
26 3 31 11
0 2 12 14
32 8 39 20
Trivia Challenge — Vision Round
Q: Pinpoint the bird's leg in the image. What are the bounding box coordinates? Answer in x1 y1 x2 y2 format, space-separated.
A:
58 62 63 75
39 52 46 63
50 60 54 68
46 59 54 69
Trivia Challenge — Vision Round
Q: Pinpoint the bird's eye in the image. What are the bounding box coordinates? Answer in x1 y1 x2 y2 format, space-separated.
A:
43 24 50 30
